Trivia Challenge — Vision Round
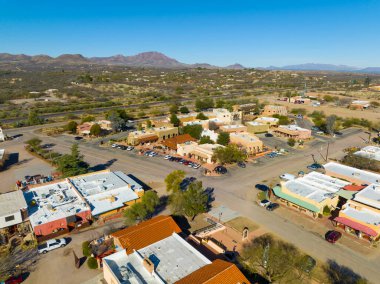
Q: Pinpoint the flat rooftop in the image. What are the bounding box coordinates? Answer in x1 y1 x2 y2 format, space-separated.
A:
104 233 211 284
221 124 245 129
285 171 350 203
24 181 89 228
230 132 261 142
0 149 4 160
354 184 380 209
324 162 380 184
255 117 279 122
343 204 380 226
278 124 309 131
0 190 27 217
354 146 380 162
246 121 265 126
70 171 143 216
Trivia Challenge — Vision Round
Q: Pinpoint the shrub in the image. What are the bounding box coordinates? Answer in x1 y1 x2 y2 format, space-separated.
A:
287 138 296 147
87 257 98 269
323 205 331 216
82 241 91 257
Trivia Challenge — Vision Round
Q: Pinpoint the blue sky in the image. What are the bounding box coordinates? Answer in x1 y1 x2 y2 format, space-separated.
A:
0 0 379 67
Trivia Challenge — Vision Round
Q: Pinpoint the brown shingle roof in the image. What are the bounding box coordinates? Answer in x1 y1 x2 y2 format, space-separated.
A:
161 134 196 150
111 215 182 254
175 259 250 284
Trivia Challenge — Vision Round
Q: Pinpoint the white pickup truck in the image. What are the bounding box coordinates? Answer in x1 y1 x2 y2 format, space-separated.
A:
38 238 67 254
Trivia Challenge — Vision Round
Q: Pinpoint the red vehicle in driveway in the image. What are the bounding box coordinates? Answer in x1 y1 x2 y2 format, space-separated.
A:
5 276 23 284
325 230 342 243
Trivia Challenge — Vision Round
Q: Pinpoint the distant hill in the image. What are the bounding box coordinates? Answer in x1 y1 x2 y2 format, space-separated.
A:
1 52 379 73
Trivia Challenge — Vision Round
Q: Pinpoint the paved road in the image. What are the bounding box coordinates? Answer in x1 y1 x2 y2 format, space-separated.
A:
4 126 379 282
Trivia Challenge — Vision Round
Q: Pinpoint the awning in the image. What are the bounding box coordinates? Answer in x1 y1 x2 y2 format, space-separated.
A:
334 216 378 237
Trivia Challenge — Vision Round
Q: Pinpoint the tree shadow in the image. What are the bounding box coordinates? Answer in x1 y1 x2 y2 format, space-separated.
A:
127 174 151 191
154 195 169 215
172 215 191 235
323 259 368 284
2 152 20 169
89 159 117 171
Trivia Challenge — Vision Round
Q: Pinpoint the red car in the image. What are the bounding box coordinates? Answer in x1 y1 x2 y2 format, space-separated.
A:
325 230 342 243
5 276 23 284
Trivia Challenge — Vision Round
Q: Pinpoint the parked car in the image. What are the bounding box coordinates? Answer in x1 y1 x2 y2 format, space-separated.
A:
307 163 323 170
149 152 158 157
279 173 296 181
255 184 270 191
4 275 24 284
265 133 273 137
74 136 83 141
215 166 227 174
192 163 201 169
111 143 118 148
164 155 171 160
260 199 271 207
126 146 134 151
38 238 67 254
144 151 152 156
325 230 342 244
237 162 246 168
266 203 279 211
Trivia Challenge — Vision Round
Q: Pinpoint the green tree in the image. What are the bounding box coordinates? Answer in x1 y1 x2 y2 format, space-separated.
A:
66 121 78 134
56 144 89 177
124 191 160 225
196 112 208 120
212 144 245 164
90 124 101 136
170 114 180 127
87 257 98 269
217 132 230 146
182 124 203 139
273 114 290 125
182 181 208 220
287 138 296 147
27 109 43 126
81 115 95 123
165 170 185 193
179 106 190 114
106 110 125 132
239 234 307 283
199 136 214 144
146 120 152 128
364 76 371 88
26 138 42 149
326 115 337 135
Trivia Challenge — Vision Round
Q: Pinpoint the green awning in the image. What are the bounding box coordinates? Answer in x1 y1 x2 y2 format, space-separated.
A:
335 189 357 200
273 186 320 213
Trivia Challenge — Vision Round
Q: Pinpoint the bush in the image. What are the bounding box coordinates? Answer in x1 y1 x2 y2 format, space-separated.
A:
287 138 296 147
82 241 91 257
87 257 98 269
323 205 331 216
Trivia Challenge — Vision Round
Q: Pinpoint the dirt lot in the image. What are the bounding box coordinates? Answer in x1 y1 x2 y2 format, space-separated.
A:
0 138 54 193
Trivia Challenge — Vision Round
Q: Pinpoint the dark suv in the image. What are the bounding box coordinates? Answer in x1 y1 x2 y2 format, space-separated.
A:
325 230 342 243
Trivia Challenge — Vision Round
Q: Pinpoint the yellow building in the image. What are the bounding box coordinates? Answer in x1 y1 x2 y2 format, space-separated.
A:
334 184 380 242
127 126 178 145
177 142 223 164
246 121 270 134
254 116 279 126
229 132 263 154
273 171 350 218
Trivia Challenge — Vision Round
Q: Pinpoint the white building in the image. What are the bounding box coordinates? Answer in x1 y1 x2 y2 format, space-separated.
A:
69 171 144 216
200 129 218 142
0 127 5 142
0 190 27 229
103 233 212 284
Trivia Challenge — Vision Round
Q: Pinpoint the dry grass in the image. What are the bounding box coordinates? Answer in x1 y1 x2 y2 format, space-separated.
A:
226 216 260 233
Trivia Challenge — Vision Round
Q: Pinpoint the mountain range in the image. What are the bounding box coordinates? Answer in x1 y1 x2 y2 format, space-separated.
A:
0 52 379 73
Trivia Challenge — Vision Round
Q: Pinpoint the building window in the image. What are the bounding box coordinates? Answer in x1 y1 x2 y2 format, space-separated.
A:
5 215 15 222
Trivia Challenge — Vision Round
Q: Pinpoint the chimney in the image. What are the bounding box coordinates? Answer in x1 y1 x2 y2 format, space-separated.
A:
143 257 154 274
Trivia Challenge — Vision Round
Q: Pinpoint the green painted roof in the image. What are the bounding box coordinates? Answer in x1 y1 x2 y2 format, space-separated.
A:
335 189 357 200
273 186 320 213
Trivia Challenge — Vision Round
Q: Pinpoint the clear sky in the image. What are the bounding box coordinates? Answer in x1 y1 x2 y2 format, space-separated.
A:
1 0 379 67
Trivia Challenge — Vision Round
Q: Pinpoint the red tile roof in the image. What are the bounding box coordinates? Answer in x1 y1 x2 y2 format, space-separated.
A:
161 134 196 150
334 217 378 237
343 185 366 191
175 259 250 284
111 215 182 254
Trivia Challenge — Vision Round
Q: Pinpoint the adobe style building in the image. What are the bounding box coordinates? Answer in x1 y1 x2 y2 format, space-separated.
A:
219 124 247 133
350 100 370 110
254 116 279 126
273 125 312 140
177 142 223 164
246 121 270 134
229 132 263 154
105 216 250 284
262 105 288 116
273 171 350 218
69 171 145 218
127 126 179 146
24 180 92 236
